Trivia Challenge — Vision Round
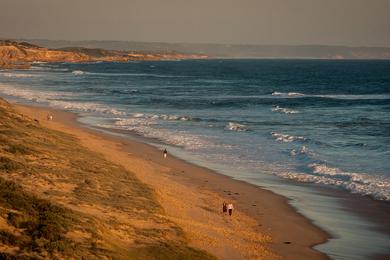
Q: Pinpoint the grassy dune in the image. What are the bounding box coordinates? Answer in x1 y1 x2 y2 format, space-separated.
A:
0 98 214 259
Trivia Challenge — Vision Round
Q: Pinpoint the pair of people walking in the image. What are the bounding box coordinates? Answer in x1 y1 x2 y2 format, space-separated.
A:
222 202 234 216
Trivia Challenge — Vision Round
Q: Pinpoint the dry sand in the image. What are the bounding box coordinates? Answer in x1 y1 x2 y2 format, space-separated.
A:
14 103 329 259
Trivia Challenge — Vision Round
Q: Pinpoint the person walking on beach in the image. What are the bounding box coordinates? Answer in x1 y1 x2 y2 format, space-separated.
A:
163 148 168 158
222 202 227 213
227 203 234 216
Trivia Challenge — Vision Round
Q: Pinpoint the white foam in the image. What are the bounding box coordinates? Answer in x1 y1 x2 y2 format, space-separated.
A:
0 84 125 116
132 113 145 118
0 84 74 102
53 68 70 72
71 71 186 78
318 94 390 100
277 164 390 201
113 117 210 150
0 72 38 78
30 66 69 72
49 100 126 115
272 91 305 97
130 112 193 121
271 132 306 143
226 122 249 132
271 91 390 100
271 105 299 114
271 91 283 96
290 146 310 156
72 70 85 75
288 92 305 97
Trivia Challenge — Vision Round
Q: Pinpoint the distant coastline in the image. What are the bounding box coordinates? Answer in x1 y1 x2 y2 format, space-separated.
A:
3 38 390 60
0 40 208 69
2 39 389 70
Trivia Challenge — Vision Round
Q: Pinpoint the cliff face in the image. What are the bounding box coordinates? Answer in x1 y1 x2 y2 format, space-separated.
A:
0 40 208 69
0 41 90 68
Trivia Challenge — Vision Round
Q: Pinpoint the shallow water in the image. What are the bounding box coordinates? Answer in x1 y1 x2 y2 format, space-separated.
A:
1 59 390 258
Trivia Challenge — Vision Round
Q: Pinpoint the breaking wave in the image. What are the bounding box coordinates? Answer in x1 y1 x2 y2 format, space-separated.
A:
0 84 74 101
272 91 305 97
71 70 187 78
113 118 210 150
130 112 194 121
0 72 38 78
0 84 125 116
290 146 311 156
271 91 390 100
72 70 85 75
277 164 390 201
226 122 249 132
271 105 299 114
271 132 306 143
49 100 126 115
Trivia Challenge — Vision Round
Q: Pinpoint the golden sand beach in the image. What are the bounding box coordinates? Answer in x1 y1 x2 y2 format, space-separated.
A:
0 98 328 259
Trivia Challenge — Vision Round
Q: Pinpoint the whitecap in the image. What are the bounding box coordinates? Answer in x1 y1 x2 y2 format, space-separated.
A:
271 105 299 114
271 132 306 143
272 91 305 97
72 70 85 75
226 122 249 132
290 146 310 156
308 163 390 201
132 113 145 118
0 84 125 116
277 169 390 201
130 112 193 122
288 92 305 97
0 73 38 78
113 118 210 150
49 100 125 115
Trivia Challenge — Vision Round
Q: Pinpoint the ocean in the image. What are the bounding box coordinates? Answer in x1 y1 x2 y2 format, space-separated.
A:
1 59 389 258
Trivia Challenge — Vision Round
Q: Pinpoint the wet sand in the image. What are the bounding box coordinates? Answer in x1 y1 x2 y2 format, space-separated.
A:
14 103 329 259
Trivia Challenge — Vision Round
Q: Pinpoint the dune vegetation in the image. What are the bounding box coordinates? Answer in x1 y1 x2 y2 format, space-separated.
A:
0 98 214 259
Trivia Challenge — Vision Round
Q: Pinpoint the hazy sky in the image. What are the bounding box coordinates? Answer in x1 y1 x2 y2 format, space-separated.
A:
1 0 390 46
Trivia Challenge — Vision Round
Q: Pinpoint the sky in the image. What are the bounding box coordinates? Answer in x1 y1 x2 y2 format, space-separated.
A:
1 0 390 47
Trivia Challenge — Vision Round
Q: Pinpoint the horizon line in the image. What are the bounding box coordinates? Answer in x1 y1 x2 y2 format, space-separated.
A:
1 36 390 49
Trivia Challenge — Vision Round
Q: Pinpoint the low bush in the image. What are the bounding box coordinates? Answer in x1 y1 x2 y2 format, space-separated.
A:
5 144 31 155
0 177 76 256
0 157 20 171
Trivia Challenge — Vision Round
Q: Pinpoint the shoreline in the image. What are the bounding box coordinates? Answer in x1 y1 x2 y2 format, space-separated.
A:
13 101 330 259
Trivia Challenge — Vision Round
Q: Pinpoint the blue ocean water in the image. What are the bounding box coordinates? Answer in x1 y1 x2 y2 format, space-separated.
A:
0 60 389 202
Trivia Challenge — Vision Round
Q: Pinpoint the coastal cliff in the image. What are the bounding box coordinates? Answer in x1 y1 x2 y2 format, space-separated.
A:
0 40 208 69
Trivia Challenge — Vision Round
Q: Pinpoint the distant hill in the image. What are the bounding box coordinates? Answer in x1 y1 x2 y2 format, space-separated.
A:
0 40 208 69
5 39 390 59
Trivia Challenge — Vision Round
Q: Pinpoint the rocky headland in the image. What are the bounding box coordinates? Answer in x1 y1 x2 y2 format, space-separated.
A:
0 40 208 69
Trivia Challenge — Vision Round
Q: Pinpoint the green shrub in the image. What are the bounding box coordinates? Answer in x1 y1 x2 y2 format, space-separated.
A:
0 230 19 246
0 177 75 256
0 252 22 260
5 144 31 155
0 156 20 171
